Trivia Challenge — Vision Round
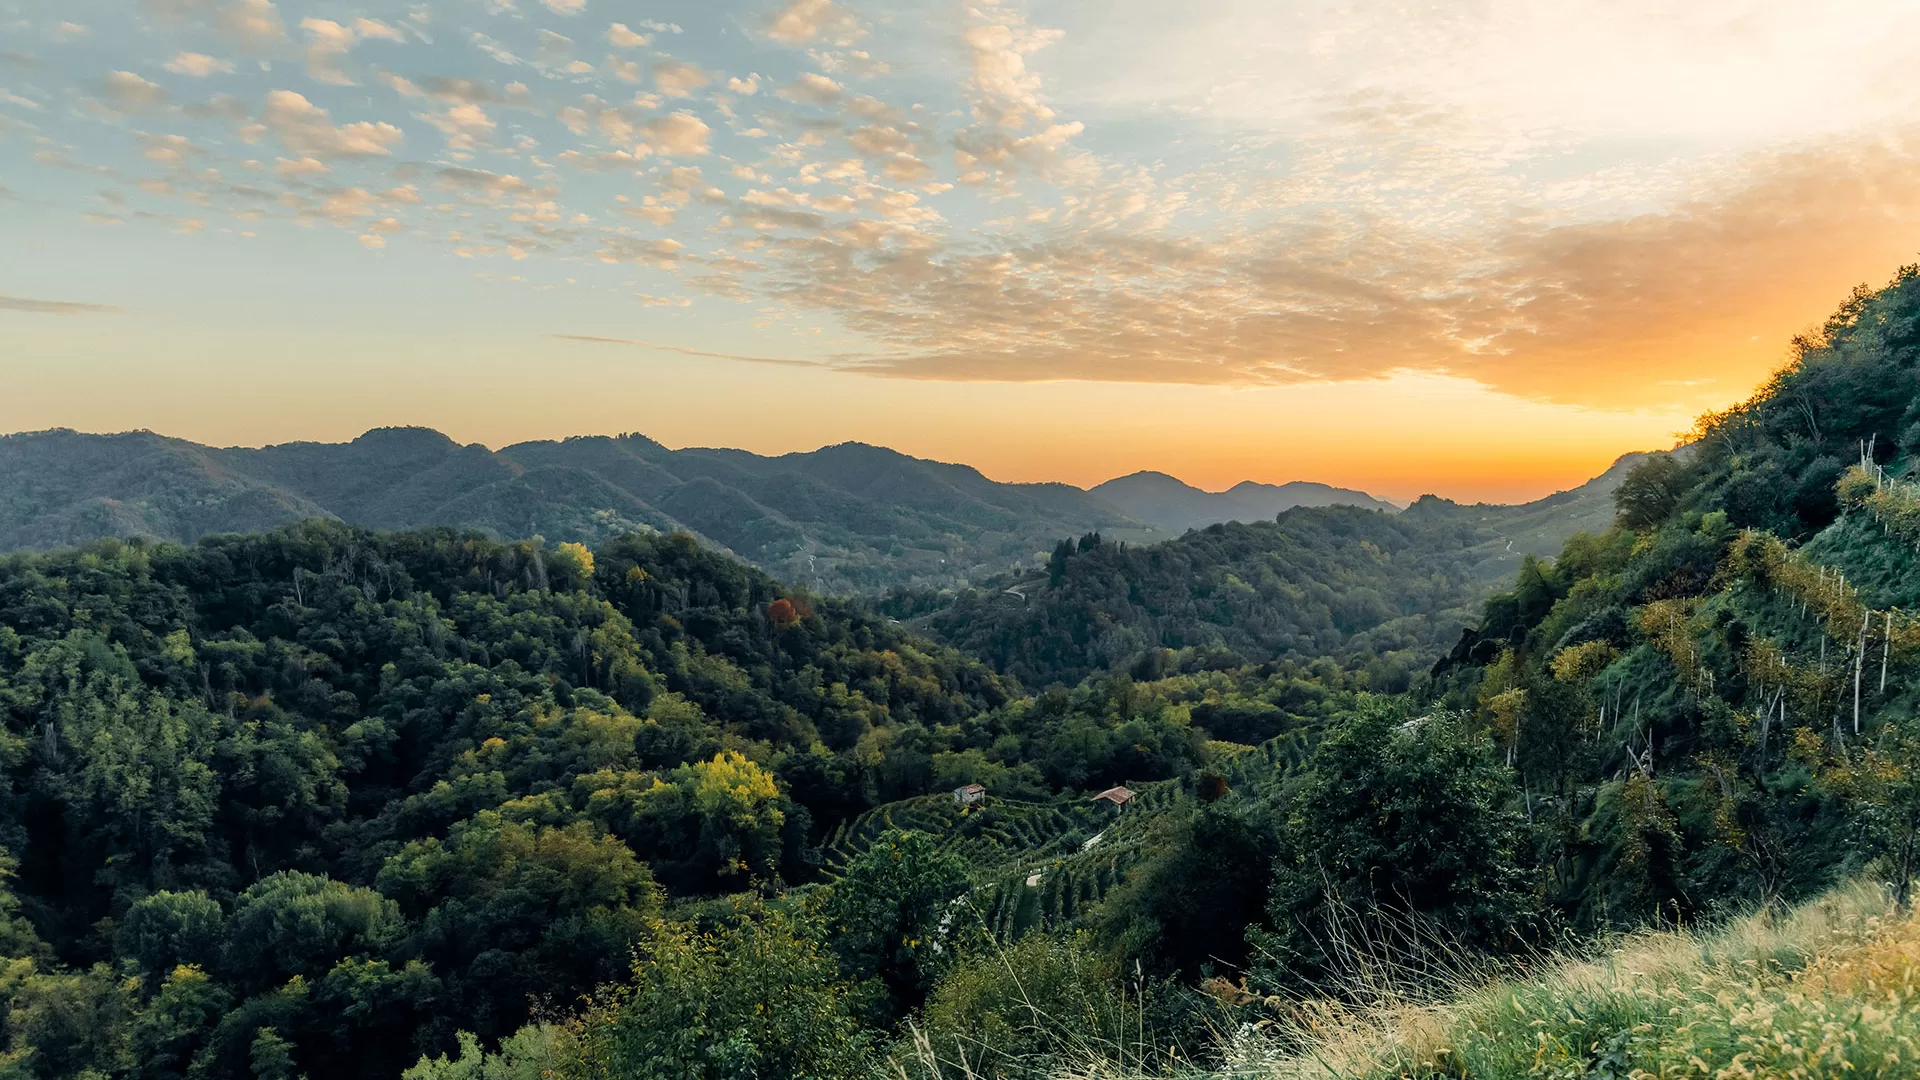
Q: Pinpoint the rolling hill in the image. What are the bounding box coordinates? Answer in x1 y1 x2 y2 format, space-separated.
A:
0 427 1144 593
1398 449 1650 556
896 453 1648 688
1090 470 1398 531
0 428 1638 601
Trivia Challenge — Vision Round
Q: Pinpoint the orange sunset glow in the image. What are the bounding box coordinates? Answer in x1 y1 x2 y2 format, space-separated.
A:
7 0 1920 502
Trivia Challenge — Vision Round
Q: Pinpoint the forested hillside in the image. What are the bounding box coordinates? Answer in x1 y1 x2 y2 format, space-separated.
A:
872 261 1920 1079
0 523 1010 1075
0 517 1269 1078
892 458 1636 689
1419 268 1920 931
0 429 1141 593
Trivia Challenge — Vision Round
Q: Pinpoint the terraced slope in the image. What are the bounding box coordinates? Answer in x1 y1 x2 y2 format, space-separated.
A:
820 739 1306 945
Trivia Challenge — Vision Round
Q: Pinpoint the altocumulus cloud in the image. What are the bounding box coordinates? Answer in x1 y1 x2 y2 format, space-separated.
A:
21 0 1920 411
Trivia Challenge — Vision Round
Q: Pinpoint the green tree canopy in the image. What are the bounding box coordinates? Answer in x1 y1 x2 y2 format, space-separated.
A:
819 829 971 1018
1254 701 1542 992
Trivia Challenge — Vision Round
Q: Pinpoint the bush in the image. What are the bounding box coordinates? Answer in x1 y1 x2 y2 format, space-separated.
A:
1253 701 1542 993
116 891 226 985
818 830 971 1018
900 933 1179 1080
565 903 871 1080
1097 796 1280 979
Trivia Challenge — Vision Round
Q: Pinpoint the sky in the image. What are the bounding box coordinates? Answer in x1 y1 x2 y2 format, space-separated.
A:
6 0 1920 503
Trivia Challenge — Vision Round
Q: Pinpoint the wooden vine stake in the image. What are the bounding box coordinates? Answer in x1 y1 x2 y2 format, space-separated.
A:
1855 606 1871 735
1883 609 1893 694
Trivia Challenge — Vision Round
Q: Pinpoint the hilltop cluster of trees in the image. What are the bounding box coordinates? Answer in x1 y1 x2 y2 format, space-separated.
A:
886 508 1522 690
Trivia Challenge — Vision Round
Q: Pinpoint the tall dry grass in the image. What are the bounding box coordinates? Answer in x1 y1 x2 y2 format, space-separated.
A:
1038 881 1920 1079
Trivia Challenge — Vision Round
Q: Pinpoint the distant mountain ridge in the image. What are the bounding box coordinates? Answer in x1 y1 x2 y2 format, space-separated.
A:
0 427 1140 593
1090 470 1399 532
1398 449 1650 557
0 426 1637 595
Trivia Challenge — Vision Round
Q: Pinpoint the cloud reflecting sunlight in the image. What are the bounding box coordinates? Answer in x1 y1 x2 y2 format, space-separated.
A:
5 0 1918 498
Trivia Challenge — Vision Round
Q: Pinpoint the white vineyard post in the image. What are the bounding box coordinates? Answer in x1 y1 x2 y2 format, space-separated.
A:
1855 607 1871 735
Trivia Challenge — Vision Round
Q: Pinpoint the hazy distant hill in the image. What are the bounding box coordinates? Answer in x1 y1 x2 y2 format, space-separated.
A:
1090 470 1398 532
0 427 1142 592
0 426 1646 597
897 454 1646 687
1399 450 1649 556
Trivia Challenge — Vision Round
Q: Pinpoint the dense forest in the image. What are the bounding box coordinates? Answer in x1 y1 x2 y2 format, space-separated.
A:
0 520 1251 1078
891 509 1503 690
888 459 1629 689
9 265 1920 1079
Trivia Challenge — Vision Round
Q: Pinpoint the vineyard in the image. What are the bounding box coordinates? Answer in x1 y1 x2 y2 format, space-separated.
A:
815 736 1313 944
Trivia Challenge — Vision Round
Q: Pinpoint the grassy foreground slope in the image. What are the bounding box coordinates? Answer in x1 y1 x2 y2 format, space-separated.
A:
1081 881 1919 1080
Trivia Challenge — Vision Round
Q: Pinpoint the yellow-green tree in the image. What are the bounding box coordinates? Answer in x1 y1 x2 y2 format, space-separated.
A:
687 751 786 883
550 542 596 590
